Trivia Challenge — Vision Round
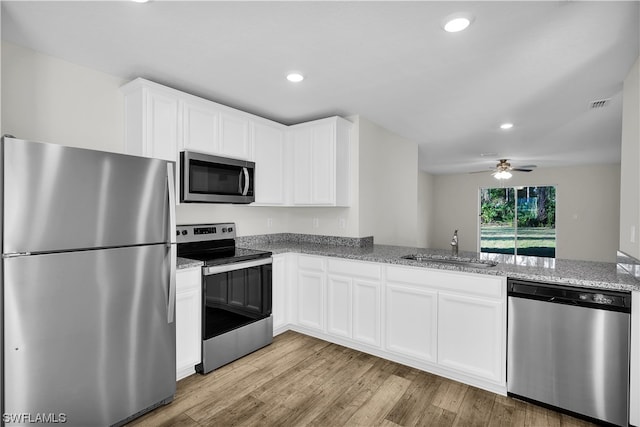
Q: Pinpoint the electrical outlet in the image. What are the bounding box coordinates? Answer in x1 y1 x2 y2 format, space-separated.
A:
267 218 273 229
339 218 346 229
313 218 319 228
631 225 636 244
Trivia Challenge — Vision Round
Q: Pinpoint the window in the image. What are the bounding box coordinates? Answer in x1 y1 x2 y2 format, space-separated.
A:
479 186 556 258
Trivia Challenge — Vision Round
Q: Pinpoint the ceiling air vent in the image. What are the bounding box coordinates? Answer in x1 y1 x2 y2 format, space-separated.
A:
589 98 611 109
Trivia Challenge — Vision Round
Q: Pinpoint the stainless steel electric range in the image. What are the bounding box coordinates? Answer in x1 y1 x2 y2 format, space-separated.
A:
176 223 273 374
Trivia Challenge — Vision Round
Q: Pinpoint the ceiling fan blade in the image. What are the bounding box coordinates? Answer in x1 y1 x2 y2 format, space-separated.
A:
469 170 493 174
518 164 537 169
512 168 533 172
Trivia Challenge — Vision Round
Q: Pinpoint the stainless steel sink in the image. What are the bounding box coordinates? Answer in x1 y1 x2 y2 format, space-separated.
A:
400 254 498 268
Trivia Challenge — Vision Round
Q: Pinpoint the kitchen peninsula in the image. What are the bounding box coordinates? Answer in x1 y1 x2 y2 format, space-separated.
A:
177 233 639 400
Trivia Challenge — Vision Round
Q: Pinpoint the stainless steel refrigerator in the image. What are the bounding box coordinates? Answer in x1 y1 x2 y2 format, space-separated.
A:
1 137 177 426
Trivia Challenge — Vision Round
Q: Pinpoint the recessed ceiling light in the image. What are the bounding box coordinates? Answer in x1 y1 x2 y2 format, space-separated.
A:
443 15 472 33
286 73 304 83
500 123 514 130
131 0 150 3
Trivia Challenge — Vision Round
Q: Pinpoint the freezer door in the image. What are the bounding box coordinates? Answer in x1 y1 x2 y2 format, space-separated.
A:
3 245 176 426
2 137 173 253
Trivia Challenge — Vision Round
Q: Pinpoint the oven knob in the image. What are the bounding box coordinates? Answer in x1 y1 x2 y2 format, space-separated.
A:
221 227 227 233
176 230 180 236
228 227 233 232
181 230 188 235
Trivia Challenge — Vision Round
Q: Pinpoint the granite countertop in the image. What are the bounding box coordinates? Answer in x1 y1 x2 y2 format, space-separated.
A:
235 239 640 292
177 257 203 270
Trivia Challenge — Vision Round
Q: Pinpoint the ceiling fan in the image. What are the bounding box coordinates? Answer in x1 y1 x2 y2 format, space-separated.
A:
471 159 537 180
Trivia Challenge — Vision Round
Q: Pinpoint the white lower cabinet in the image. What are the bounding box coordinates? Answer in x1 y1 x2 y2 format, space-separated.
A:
297 255 326 332
325 258 382 347
175 267 202 381
385 283 437 362
272 254 290 334
352 279 381 347
327 275 352 338
288 257 506 393
437 292 504 383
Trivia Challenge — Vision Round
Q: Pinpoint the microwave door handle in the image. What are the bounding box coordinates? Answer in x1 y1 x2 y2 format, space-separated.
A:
242 167 250 196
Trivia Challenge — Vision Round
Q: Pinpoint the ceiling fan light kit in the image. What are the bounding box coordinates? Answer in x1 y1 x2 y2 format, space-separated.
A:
493 170 513 180
470 159 536 180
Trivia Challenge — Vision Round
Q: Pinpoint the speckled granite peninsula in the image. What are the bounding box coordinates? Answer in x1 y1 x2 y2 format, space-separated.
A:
234 233 640 292
177 257 203 270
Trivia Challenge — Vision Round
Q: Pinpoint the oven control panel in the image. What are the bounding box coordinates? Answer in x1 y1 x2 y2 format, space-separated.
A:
176 223 236 243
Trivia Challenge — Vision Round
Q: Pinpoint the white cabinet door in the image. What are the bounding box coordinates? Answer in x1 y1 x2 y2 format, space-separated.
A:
182 99 218 154
297 255 326 332
353 279 381 347
326 259 382 348
253 121 286 205
297 269 325 331
327 275 352 338
289 117 351 206
146 91 179 162
122 79 180 162
291 127 313 204
311 122 335 204
272 254 289 334
437 292 504 383
385 283 438 363
219 112 251 160
176 267 202 381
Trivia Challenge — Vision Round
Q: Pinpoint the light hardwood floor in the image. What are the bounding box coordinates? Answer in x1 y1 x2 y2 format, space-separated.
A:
129 331 595 427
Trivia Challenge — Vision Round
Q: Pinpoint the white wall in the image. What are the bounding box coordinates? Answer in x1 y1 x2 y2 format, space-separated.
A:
358 116 419 246
431 164 621 262
1 42 125 153
417 171 435 248
619 56 640 259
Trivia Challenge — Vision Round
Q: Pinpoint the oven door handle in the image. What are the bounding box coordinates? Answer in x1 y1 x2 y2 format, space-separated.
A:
203 257 272 275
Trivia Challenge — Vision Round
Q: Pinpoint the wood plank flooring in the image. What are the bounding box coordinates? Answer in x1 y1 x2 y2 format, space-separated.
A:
128 331 596 427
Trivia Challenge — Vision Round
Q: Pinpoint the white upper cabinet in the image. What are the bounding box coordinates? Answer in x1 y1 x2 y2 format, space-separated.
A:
121 79 179 162
252 121 286 205
181 98 218 154
182 99 251 160
289 117 351 206
219 112 251 160
121 79 351 206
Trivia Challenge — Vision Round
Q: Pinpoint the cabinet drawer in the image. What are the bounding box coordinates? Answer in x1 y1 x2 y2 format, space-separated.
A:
328 258 381 280
298 254 325 271
176 267 202 292
386 265 504 299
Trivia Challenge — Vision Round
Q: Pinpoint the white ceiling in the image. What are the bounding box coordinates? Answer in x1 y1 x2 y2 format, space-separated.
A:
2 1 638 174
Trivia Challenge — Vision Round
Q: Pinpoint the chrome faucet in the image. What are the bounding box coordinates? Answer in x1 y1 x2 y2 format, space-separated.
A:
451 229 459 257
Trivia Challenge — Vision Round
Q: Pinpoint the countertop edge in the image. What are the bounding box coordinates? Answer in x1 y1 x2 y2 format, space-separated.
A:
240 242 640 292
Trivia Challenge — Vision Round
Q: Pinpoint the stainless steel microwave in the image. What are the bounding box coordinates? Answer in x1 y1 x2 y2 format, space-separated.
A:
180 151 255 204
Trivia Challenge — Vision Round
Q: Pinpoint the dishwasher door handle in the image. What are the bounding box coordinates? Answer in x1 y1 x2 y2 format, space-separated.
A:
548 296 579 306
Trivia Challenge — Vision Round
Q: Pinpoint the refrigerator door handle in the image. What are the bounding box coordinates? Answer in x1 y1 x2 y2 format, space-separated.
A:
167 163 176 245
167 243 176 324
167 162 176 324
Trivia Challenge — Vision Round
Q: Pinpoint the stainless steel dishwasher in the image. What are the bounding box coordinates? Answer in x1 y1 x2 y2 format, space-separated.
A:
507 279 631 426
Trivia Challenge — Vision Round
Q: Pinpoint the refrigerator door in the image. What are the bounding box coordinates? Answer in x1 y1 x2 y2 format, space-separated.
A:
2 137 172 254
3 245 176 426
